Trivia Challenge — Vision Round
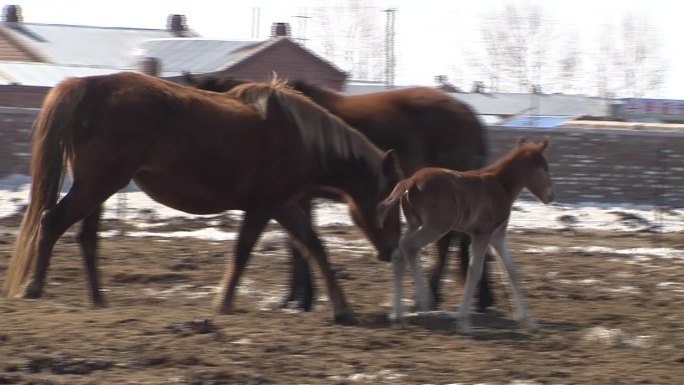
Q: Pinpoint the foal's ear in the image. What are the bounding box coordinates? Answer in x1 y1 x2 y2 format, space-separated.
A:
517 137 528 146
539 136 550 152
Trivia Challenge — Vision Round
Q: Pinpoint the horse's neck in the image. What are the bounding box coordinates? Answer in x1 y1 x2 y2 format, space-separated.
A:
302 87 341 109
317 157 378 201
492 160 528 204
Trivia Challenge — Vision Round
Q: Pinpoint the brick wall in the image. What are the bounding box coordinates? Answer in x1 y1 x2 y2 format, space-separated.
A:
0 107 36 176
1 109 683 208
486 126 684 207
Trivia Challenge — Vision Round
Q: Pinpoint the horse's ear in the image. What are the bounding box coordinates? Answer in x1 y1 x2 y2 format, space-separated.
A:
517 137 528 146
539 136 550 152
381 149 402 176
182 71 195 84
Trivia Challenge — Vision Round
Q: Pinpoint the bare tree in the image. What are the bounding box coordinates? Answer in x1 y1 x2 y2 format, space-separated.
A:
593 13 667 98
474 3 554 93
307 0 385 81
556 32 582 94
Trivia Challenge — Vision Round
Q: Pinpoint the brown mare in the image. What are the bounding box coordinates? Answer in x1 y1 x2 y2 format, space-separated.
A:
377 138 555 333
4 71 403 324
183 73 494 312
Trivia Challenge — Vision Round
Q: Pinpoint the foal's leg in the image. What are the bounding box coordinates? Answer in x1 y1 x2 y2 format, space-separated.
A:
78 205 105 307
273 206 356 325
214 210 270 314
456 234 490 334
489 224 538 331
458 234 496 312
397 224 440 318
391 247 408 325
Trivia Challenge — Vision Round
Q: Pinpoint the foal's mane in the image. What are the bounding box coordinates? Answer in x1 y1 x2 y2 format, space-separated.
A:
480 139 546 175
229 77 383 174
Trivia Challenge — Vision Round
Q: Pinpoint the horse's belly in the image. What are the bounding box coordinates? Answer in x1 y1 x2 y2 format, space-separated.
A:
133 172 248 214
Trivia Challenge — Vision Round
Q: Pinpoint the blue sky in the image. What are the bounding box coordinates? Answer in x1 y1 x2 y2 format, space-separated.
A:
11 0 683 99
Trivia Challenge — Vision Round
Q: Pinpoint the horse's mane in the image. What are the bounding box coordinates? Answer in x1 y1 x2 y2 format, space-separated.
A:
290 80 342 100
229 77 382 174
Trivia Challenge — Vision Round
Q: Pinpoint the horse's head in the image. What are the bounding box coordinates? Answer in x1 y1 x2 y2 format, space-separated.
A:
347 149 403 262
183 71 246 93
519 137 555 204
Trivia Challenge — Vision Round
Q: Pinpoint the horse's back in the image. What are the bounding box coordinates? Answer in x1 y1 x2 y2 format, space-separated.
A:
328 87 487 173
407 167 507 232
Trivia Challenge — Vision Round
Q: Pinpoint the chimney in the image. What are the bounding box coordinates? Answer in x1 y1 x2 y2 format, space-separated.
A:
167 14 187 34
139 57 161 77
2 4 22 22
271 22 290 37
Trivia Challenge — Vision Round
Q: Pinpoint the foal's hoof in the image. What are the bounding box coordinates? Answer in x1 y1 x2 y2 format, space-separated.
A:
524 318 540 332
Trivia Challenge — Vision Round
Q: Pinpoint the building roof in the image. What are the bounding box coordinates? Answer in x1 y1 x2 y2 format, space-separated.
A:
0 61 122 87
138 38 269 77
1 22 199 68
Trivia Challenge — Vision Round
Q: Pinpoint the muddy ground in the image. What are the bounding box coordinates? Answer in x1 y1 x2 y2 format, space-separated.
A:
0 211 683 385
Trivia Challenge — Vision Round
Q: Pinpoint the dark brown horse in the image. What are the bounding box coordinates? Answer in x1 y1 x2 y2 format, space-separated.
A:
4 72 403 324
378 138 554 332
183 73 494 312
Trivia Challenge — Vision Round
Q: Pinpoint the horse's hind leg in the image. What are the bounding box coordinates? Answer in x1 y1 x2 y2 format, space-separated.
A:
214 210 270 315
273 205 356 325
430 231 453 309
24 184 118 300
283 242 315 311
78 205 105 306
282 199 316 311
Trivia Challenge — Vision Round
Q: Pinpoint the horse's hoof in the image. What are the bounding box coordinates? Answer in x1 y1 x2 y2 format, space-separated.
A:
334 312 358 326
21 281 43 299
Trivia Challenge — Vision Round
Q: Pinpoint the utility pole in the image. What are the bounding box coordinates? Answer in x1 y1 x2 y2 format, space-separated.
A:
251 7 261 39
293 8 311 46
383 8 396 89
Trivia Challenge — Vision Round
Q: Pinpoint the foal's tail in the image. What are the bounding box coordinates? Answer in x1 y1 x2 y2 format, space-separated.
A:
4 77 86 297
376 178 415 228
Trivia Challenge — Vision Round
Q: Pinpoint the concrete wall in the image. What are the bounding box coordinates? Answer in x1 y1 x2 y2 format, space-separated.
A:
1 109 683 207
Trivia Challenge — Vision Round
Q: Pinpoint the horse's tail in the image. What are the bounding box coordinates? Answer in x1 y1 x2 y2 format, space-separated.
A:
376 178 414 228
4 77 86 297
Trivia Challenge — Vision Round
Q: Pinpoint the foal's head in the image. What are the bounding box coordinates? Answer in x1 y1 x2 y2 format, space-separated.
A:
518 137 555 204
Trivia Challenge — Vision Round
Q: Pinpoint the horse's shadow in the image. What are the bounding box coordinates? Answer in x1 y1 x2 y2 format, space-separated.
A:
360 310 580 340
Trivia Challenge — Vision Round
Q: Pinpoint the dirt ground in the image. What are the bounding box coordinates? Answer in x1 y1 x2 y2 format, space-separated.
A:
0 211 683 385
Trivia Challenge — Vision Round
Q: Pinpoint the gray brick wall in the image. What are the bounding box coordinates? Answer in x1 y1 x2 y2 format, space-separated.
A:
1 109 683 207
486 126 684 207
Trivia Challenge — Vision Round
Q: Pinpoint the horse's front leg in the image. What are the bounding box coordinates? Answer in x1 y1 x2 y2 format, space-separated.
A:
489 223 538 332
78 205 106 307
274 205 356 325
214 210 270 314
